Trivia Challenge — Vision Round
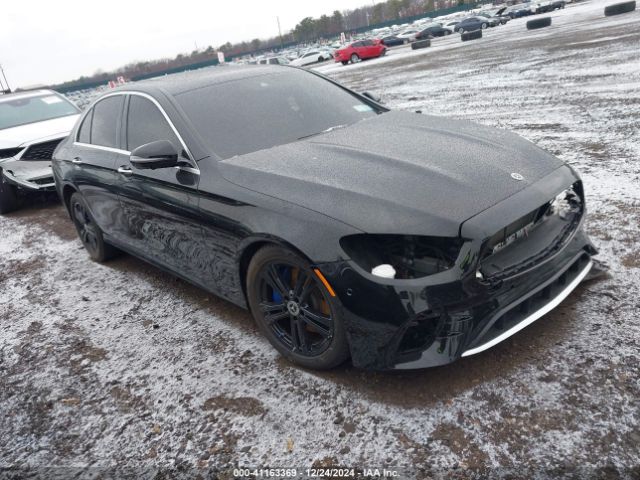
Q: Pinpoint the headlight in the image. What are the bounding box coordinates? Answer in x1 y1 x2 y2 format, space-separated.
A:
340 234 463 279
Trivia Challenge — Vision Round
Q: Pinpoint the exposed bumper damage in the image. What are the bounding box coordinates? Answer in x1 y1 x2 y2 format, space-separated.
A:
317 174 599 370
0 160 56 191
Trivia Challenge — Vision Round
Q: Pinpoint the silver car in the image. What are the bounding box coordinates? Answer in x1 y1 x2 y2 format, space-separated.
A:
0 89 80 213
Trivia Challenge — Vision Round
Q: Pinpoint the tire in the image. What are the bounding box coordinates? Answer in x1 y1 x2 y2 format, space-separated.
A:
461 29 483 41
604 1 636 16
411 39 431 50
458 28 465 34
341 60 348 65
527 17 552 29
481 23 488 29
0 172 19 214
350 53 360 63
69 192 119 262
246 245 349 370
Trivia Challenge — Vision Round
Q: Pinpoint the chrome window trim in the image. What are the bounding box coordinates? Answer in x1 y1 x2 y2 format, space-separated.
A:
73 90 199 172
73 142 130 155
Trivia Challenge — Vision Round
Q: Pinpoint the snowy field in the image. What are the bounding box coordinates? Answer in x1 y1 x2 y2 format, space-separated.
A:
1 1 639 478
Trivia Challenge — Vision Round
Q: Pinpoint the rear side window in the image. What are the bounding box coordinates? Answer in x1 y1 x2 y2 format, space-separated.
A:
126 96 180 152
91 96 123 148
77 109 93 144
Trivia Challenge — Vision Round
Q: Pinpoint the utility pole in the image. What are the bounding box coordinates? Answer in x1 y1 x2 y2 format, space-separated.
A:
277 16 284 50
0 64 11 94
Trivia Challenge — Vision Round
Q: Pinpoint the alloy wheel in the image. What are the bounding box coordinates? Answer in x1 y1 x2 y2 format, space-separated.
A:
72 200 99 255
257 262 334 357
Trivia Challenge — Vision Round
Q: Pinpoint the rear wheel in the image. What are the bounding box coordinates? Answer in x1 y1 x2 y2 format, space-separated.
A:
246 245 349 370
69 192 118 262
0 173 19 214
350 53 360 64
481 23 488 29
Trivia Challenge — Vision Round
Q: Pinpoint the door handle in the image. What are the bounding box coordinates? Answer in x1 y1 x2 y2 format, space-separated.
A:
71 157 83 164
117 166 133 176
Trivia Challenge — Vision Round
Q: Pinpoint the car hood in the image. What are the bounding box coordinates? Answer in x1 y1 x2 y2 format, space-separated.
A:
219 110 564 236
0 115 79 148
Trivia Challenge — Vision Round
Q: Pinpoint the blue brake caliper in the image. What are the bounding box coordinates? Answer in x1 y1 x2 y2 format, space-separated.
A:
272 266 289 303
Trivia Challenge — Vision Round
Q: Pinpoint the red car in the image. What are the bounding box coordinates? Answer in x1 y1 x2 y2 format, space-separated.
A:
334 39 387 65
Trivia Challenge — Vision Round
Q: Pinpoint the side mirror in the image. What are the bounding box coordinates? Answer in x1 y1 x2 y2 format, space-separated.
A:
130 140 179 170
362 91 381 103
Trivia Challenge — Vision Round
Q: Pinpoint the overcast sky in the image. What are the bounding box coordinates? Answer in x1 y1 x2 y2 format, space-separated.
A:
1 0 371 89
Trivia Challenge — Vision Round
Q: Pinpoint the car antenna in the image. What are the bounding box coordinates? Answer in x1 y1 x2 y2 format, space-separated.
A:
0 64 12 94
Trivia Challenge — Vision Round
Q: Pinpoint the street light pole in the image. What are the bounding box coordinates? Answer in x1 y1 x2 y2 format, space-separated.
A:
0 64 11 93
277 16 284 50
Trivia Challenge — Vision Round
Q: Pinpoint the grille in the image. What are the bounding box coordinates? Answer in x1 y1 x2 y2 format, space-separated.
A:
480 183 583 281
0 147 23 159
20 139 63 161
32 177 55 185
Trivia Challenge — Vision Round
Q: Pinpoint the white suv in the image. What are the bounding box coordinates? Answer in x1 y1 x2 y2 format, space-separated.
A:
0 89 80 213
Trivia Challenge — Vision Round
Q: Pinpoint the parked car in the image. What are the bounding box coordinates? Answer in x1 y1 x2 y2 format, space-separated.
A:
334 40 386 65
53 66 597 370
0 89 80 213
258 56 290 65
443 20 461 31
477 12 508 26
290 50 330 67
533 0 554 13
380 35 405 47
396 29 420 42
415 24 453 39
505 3 535 18
454 16 490 33
550 0 566 10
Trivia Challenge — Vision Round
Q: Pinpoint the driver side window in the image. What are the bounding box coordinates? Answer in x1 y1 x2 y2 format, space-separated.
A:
126 96 181 154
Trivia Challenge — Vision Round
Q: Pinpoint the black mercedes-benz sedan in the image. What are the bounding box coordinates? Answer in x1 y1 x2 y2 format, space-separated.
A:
52 66 597 370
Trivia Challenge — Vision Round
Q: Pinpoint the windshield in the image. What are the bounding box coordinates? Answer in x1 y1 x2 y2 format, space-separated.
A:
175 68 381 159
0 93 79 130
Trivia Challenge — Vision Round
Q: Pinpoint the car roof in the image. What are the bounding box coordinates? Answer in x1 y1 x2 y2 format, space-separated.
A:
0 89 58 103
117 65 290 97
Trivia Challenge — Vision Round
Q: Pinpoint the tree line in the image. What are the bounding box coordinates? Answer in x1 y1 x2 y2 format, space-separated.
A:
50 0 470 92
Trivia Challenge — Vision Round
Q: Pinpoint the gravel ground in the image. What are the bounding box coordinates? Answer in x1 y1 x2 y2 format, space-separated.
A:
1 1 639 478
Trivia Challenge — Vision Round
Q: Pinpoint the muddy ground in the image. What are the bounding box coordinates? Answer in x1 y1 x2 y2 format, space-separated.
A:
1 1 639 478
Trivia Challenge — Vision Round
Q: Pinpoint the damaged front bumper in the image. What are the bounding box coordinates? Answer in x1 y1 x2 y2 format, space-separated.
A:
318 228 596 370
0 160 56 191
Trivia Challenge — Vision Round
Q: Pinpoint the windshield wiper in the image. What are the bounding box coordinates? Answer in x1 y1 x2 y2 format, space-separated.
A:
298 124 347 141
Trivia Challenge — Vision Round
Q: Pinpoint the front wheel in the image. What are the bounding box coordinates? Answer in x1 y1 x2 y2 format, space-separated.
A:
481 23 488 29
246 245 349 370
69 192 119 262
350 53 360 64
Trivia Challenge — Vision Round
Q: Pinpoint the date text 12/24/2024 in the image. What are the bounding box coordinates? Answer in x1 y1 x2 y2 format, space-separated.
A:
233 468 401 478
